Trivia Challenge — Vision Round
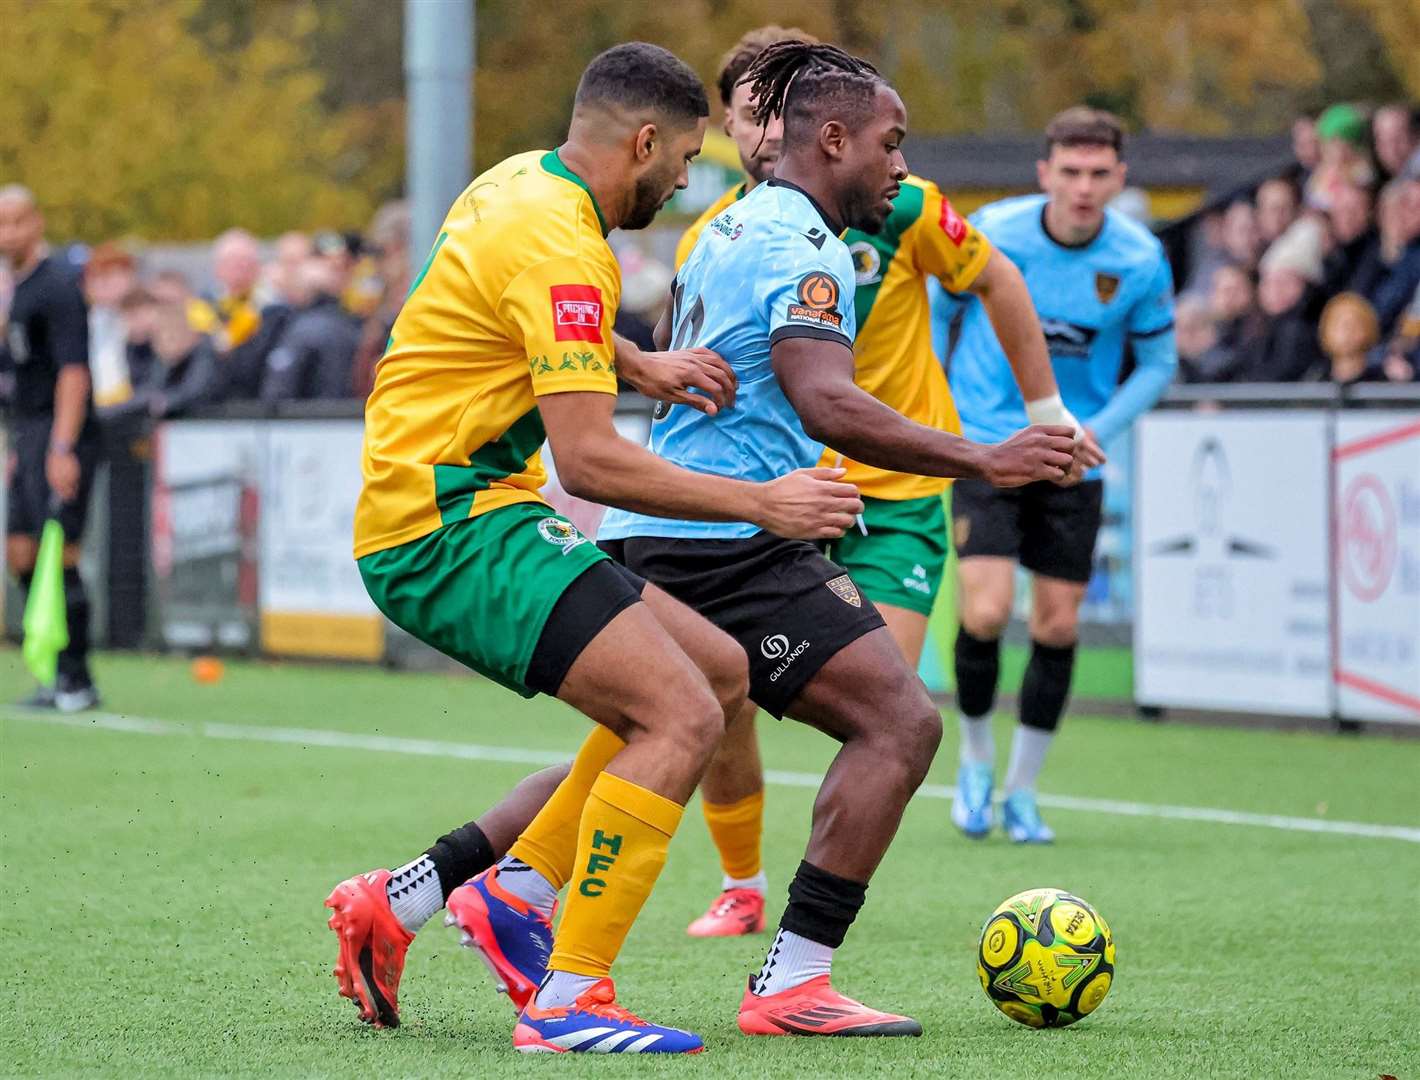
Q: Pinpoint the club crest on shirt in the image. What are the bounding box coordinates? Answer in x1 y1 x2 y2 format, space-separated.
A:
826 574 862 607
848 241 883 286
537 517 587 555
1095 272 1121 304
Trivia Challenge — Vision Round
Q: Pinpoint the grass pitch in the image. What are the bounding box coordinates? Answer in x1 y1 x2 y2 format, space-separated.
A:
2 649 1417 1078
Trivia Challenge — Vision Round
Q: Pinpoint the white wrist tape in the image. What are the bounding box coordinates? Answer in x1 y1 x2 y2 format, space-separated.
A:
1025 393 1082 441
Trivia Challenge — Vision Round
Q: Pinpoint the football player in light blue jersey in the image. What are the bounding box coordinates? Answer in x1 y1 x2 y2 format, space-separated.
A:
600 40 1076 1038
935 107 1178 844
599 176 860 541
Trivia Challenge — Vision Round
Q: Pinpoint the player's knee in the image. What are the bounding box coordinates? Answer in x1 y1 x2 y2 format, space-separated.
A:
900 704 943 785
678 685 729 761
703 632 750 719
960 595 1010 640
868 688 942 790
1030 608 1079 648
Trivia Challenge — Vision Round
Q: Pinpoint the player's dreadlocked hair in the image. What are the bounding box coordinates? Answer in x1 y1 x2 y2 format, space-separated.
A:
716 25 817 107
742 40 883 144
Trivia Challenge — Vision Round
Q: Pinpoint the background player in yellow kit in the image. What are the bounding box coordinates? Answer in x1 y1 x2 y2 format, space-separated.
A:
325 42 861 1054
672 27 1094 938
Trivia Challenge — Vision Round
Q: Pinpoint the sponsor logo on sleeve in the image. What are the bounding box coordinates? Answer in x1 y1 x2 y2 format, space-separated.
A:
939 198 968 245
785 271 845 330
797 271 840 310
550 284 604 343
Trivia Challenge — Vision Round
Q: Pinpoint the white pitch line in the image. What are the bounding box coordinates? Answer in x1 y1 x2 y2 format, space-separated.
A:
7 708 1420 844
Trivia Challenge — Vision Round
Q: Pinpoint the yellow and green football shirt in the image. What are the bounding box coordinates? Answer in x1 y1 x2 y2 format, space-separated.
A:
675 176 991 501
832 175 991 500
354 149 622 559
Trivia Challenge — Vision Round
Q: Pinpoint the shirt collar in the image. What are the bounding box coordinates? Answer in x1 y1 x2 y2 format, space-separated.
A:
541 150 610 237
766 178 843 236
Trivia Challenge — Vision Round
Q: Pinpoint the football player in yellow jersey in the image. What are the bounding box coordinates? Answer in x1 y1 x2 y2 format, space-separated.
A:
325 43 861 1055
669 28 1092 939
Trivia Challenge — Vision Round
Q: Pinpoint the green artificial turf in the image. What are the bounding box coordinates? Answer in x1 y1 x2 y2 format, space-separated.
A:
2 649 1416 1078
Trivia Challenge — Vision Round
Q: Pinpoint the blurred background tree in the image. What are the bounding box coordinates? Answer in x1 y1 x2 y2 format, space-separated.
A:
1 0 1414 240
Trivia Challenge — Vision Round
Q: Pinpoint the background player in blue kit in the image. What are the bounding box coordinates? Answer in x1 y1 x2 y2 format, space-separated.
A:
600 41 1075 1036
938 107 1178 844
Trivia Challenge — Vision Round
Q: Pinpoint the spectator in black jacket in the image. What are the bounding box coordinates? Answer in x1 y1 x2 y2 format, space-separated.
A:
260 258 360 401
219 231 312 401
1371 178 1420 335
110 298 218 418
1237 220 1325 381
1320 183 1379 301
1201 264 1264 381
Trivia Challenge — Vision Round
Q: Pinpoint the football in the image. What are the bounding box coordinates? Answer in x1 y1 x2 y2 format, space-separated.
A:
977 887 1115 1028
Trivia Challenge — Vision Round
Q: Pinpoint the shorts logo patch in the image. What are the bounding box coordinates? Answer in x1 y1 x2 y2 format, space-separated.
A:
550 284 604 343
953 516 971 548
902 564 932 595
826 574 862 607
760 634 790 659
939 199 968 245
761 634 812 683
536 517 587 555
796 271 840 311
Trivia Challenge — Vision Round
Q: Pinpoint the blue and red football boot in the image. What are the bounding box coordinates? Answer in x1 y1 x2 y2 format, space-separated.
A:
444 865 554 1012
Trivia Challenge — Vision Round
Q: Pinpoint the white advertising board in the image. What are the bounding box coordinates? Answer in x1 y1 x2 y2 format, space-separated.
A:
259 421 383 659
1134 412 1332 716
1334 413 1420 724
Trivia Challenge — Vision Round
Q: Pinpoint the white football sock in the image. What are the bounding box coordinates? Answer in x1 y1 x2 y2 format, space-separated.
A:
535 970 599 1009
723 870 768 894
1004 725 1055 793
494 856 557 920
386 855 442 933
958 712 995 766
752 928 834 996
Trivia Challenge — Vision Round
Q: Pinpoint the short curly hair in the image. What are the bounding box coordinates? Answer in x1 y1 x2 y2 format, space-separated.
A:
715 25 818 107
575 42 708 126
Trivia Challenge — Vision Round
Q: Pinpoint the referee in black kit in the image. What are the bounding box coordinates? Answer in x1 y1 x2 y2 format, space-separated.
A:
1 185 100 711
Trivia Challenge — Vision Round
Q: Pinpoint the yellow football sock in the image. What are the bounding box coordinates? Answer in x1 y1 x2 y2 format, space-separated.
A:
702 790 764 881
548 771 684 978
507 725 625 890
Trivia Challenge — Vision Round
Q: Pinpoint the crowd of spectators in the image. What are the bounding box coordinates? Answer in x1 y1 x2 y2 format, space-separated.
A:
0 200 414 422
5 103 1419 418
1177 101 1420 386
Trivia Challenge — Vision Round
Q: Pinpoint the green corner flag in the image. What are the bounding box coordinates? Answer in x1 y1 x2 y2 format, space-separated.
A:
22 519 69 685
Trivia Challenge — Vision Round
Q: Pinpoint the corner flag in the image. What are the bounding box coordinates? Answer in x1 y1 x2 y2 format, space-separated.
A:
22 519 69 685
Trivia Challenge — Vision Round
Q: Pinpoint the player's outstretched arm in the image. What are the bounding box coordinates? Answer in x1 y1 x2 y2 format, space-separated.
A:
968 250 1102 471
539 389 862 539
772 337 1074 488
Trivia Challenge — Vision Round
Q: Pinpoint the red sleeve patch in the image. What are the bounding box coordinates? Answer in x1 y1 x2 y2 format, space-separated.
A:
550 284 604 343
939 198 968 246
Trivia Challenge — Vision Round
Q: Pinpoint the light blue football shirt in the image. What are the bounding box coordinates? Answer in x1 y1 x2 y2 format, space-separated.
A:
599 179 857 540
937 194 1177 450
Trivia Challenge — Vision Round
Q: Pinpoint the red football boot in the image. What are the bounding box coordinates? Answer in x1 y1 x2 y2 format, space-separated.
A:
737 974 922 1037
686 887 766 937
324 870 414 1028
